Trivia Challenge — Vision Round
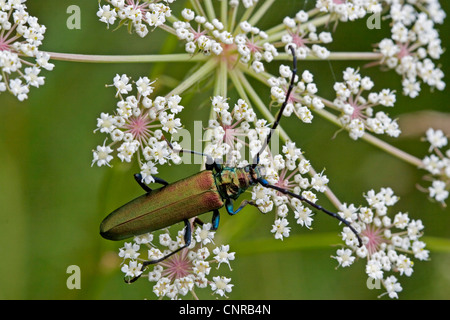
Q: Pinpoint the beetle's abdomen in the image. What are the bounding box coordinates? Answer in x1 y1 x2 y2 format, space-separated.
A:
100 171 224 240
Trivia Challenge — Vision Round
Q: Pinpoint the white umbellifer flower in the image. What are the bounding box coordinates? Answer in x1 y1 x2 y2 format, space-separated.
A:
213 245 235 270
271 218 291 240
248 140 334 240
92 75 184 177
210 276 233 297
121 260 143 279
418 128 450 206
118 224 236 300
194 223 215 245
0 1 53 101
383 275 402 299
268 65 320 124
96 0 174 36
118 242 140 260
280 9 332 60
425 128 448 151
92 140 114 167
334 188 429 299
205 96 273 167
332 68 400 140
376 2 446 96
332 248 355 267
172 9 278 73
428 180 449 203
97 4 117 26
316 0 382 22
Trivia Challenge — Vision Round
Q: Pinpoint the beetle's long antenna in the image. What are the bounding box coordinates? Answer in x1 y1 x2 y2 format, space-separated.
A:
252 45 297 168
259 179 363 247
163 136 217 167
250 46 362 247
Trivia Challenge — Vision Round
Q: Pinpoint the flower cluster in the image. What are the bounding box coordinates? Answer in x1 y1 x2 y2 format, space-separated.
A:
97 0 175 37
205 95 269 167
281 10 332 60
377 1 446 97
173 6 277 73
268 64 323 124
92 74 184 184
119 223 235 299
333 187 429 299
203 96 330 241
0 0 53 101
332 67 400 140
252 141 330 240
419 128 449 205
316 0 382 22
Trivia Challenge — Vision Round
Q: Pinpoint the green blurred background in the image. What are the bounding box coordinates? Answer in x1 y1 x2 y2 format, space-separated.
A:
0 0 449 299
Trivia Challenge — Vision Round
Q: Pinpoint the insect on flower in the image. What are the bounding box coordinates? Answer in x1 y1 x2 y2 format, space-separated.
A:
99 46 363 284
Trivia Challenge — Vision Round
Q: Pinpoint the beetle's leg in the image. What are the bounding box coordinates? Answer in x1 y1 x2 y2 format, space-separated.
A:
194 217 204 226
225 198 258 216
211 209 220 230
257 177 363 247
134 173 169 192
126 219 192 284
153 176 169 186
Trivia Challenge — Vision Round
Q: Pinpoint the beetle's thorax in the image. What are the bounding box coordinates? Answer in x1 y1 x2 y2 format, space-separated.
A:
214 165 262 200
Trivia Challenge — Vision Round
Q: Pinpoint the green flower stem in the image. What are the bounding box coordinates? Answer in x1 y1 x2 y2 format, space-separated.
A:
235 5 256 35
214 59 228 97
263 7 322 37
314 106 423 168
307 7 321 17
264 23 286 38
248 0 276 26
235 68 344 210
158 23 177 37
191 0 206 18
220 0 228 28
363 132 423 167
204 0 216 21
228 69 252 104
167 58 218 97
166 11 179 25
228 2 238 33
45 52 207 63
274 52 384 61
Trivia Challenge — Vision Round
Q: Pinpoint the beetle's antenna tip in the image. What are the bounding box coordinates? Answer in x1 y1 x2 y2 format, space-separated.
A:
125 275 141 284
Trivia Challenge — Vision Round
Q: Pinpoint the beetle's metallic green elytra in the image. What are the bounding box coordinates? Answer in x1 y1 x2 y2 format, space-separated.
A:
100 170 225 240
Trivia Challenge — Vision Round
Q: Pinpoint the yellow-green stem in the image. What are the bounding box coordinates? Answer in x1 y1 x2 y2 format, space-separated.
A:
45 52 207 63
167 59 218 96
